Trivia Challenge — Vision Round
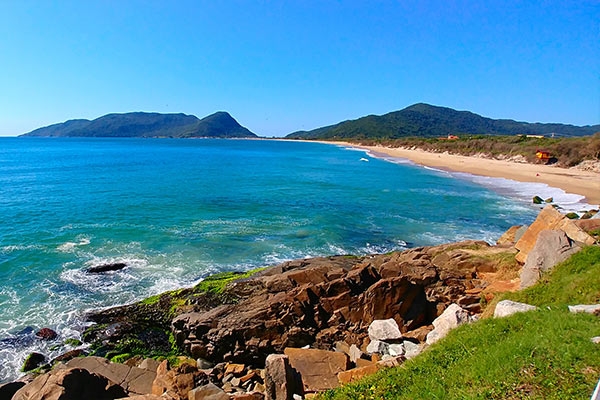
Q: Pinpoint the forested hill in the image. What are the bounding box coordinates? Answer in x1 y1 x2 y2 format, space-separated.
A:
20 111 258 138
286 103 600 139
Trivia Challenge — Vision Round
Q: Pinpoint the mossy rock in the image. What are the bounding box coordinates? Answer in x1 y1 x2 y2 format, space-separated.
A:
565 212 580 220
544 197 553 203
22 352 46 372
532 195 543 204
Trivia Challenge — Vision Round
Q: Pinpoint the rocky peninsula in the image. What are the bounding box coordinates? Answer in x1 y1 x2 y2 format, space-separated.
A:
2 206 599 399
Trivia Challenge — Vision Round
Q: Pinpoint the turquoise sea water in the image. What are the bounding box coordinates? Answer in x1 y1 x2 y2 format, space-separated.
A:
0 137 560 381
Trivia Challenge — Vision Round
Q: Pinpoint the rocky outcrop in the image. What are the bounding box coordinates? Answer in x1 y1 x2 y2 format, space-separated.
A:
171 241 501 367
515 205 596 264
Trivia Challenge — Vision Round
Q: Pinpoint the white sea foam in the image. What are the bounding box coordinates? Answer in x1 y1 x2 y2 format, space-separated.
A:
451 172 595 212
56 237 91 252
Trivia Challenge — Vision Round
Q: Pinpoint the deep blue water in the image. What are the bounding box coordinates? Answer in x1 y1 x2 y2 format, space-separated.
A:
0 137 543 381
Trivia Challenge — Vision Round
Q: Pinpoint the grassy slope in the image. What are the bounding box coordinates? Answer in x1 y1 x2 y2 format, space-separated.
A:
321 246 600 399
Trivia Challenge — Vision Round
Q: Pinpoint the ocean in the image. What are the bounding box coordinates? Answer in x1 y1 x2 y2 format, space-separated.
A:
0 137 587 382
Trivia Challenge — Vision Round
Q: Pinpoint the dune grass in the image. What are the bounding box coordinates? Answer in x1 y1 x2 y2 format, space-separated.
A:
320 246 600 399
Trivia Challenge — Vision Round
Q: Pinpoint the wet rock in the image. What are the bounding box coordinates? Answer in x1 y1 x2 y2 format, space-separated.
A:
494 300 538 318
532 195 543 204
35 328 57 341
87 262 127 273
21 352 46 372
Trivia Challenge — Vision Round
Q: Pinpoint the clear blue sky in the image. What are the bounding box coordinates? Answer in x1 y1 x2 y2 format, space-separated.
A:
1 1 598 137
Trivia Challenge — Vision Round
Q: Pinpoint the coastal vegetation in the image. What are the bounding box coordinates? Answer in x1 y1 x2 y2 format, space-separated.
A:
320 246 600 399
348 133 600 168
287 103 600 140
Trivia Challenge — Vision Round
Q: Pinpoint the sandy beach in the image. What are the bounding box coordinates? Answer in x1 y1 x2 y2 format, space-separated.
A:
327 141 600 207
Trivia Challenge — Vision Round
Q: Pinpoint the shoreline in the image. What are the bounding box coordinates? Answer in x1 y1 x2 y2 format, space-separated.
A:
324 141 600 207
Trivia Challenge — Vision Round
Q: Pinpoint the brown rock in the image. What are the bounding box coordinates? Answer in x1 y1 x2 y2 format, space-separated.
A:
264 354 298 400
337 363 381 384
188 382 229 400
12 367 127 400
284 348 349 392
574 218 600 233
225 363 246 376
557 218 596 245
35 328 57 341
515 205 565 263
152 360 207 400
67 356 156 396
496 225 523 246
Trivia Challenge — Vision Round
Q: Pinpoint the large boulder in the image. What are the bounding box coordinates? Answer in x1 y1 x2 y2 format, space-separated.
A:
284 348 349 393
426 304 471 345
12 367 127 400
494 300 538 318
515 205 565 263
520 230 581 289
66 356 156 396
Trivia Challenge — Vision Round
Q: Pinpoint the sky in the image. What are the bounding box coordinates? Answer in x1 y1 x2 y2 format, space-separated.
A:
0 1 598 137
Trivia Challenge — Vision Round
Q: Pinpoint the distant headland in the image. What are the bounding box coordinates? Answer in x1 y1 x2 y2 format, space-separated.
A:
20 111 257 139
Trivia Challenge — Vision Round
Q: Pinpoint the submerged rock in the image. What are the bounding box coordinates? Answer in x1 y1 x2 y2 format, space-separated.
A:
86 262 127 273
35 328 57 341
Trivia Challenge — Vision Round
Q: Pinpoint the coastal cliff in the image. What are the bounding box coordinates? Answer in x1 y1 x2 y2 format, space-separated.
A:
3 206 599 399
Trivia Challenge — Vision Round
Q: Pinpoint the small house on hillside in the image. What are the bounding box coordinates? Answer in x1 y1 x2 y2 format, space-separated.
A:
536 149 551 161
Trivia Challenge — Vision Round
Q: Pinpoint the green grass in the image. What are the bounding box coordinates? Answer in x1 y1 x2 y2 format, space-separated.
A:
320 246 600 399
194 267 266 294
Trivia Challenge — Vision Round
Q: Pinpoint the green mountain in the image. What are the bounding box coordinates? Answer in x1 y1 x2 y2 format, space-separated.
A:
286 103 600 139
21 111 257 138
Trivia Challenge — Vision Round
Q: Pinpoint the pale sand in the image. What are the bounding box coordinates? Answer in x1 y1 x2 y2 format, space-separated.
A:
327 141 600 207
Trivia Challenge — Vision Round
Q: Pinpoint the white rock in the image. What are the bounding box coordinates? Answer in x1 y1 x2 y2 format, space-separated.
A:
591 337 600 344
402 340 421 359
568 304 600 314
348 344 363 363
387 343 405 357
426 304 470 345
366 339 389 355
494 300 538 318
368 318 402 341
